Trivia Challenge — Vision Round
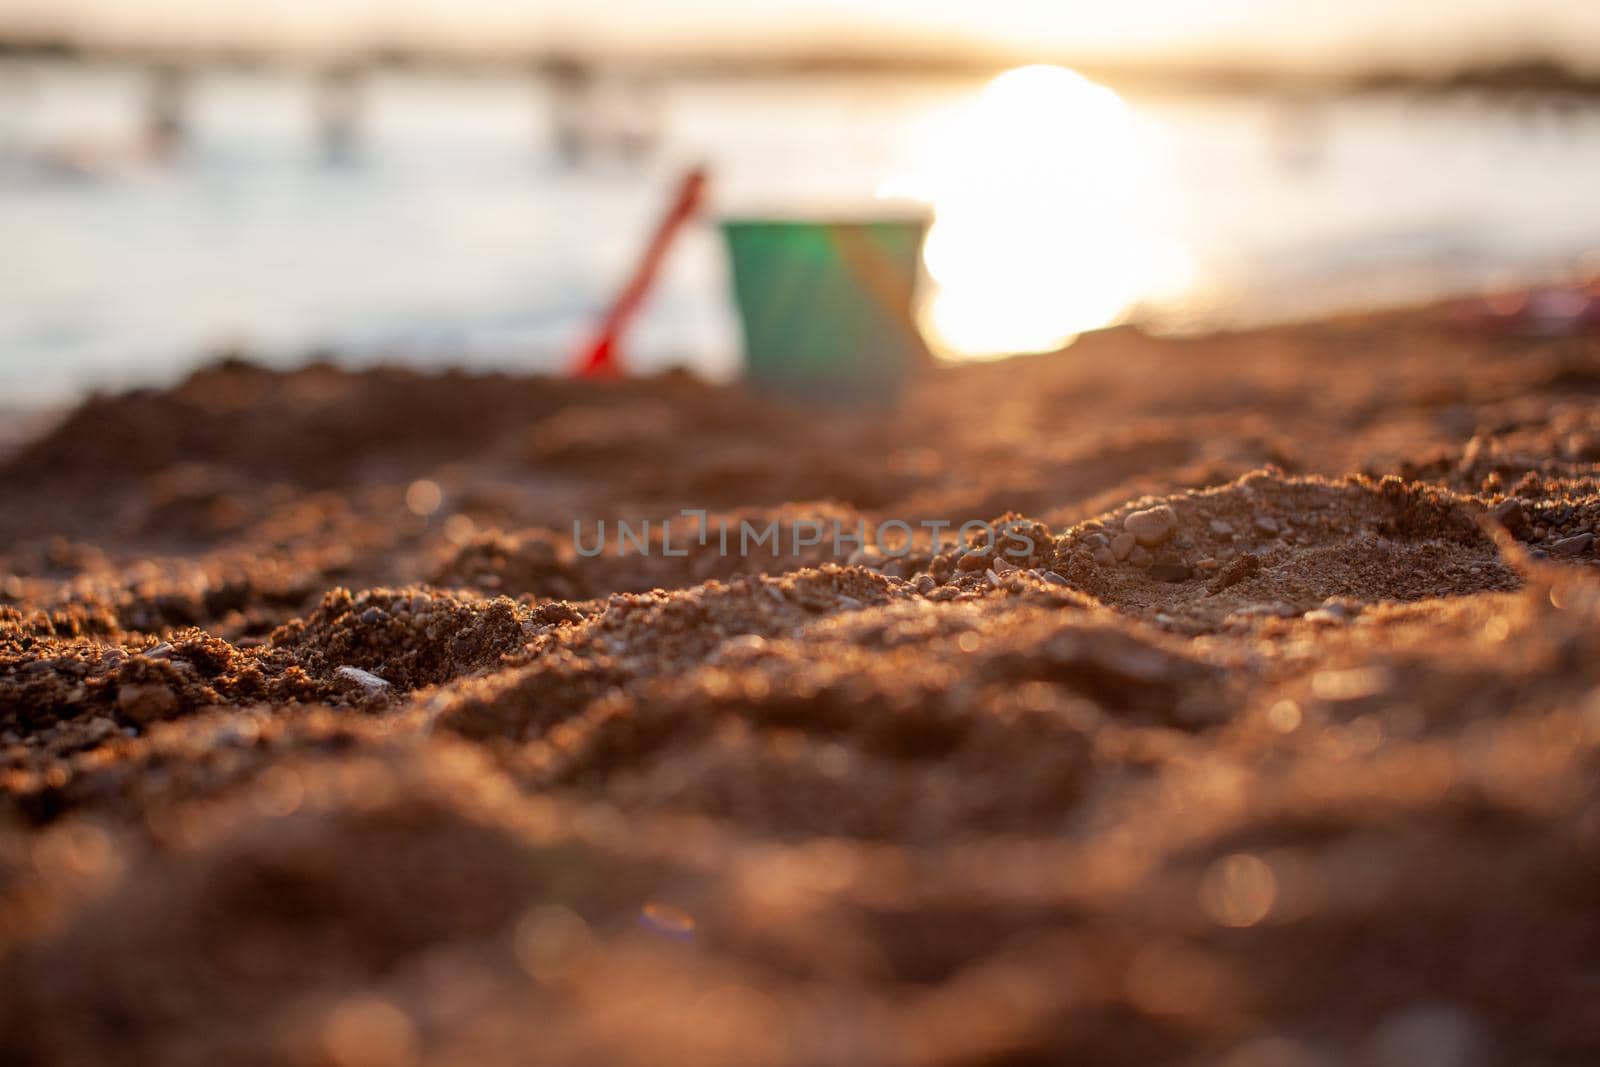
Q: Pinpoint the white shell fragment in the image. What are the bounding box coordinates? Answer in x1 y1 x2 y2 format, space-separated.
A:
335 666 393 692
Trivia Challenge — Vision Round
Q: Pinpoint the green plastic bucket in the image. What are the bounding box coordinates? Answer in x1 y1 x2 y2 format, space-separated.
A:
720 216 930 404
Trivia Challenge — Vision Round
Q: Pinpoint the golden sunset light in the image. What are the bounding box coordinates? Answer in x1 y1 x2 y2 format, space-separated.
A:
5 3 1600 1064
885 64 1192 359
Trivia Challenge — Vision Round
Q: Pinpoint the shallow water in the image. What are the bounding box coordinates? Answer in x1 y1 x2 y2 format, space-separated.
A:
2 59 1599 405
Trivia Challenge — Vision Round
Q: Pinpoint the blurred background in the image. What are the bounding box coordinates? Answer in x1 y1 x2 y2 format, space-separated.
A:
2 0 1599 408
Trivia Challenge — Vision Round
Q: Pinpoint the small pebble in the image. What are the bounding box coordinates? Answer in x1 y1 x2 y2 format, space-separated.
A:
914 574 937 594
336 666 392 693
1233 601 1299 619
1092 547 1116 566
1209 519 1235 537
991 557 1018 575
719 634 767 657
1491 498 1527 532
117 683 178 723
1041 571 1070 587
1254 516 1280 536
1550 532 1593 556
1128 545 1153 567
1318 597 1359 619
83 717 118 743
956 549 991 572
1111 532 1137 561
1124 505 1178 547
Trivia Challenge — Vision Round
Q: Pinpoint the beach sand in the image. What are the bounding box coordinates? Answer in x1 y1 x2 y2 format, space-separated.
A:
4 308 1600 1064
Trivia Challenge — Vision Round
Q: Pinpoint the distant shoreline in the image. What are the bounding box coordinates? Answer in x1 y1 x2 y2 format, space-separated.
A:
4 36 1600 99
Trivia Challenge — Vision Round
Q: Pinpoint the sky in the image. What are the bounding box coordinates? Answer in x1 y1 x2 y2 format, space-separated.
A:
4 0 1599 73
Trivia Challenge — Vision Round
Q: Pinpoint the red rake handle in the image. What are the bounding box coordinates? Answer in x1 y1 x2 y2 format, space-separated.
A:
574 166 708 378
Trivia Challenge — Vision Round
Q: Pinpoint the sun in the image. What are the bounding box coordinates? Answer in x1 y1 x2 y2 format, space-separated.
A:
885 64 1188 360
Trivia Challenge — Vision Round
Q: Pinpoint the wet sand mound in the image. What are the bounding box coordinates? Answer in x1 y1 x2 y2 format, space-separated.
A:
5 307 1600 1064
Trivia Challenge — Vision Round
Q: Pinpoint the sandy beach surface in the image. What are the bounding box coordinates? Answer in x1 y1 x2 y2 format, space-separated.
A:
5 308 1600 1065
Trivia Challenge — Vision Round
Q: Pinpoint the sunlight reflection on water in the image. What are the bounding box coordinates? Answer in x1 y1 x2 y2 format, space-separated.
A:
882 65 1192 360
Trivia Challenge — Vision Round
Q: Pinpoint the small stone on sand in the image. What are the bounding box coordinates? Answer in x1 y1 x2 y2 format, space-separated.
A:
1124 505 1178 547
117 683 178 723
957 549 991 572
336 666 392 692
1491 498 1528 532
1549 532 1593 556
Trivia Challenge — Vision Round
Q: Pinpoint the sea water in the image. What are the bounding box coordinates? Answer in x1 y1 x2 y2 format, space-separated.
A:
2 59 1598 406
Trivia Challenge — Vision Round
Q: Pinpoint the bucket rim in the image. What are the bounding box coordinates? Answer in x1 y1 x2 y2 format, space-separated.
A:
716 212 931 231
